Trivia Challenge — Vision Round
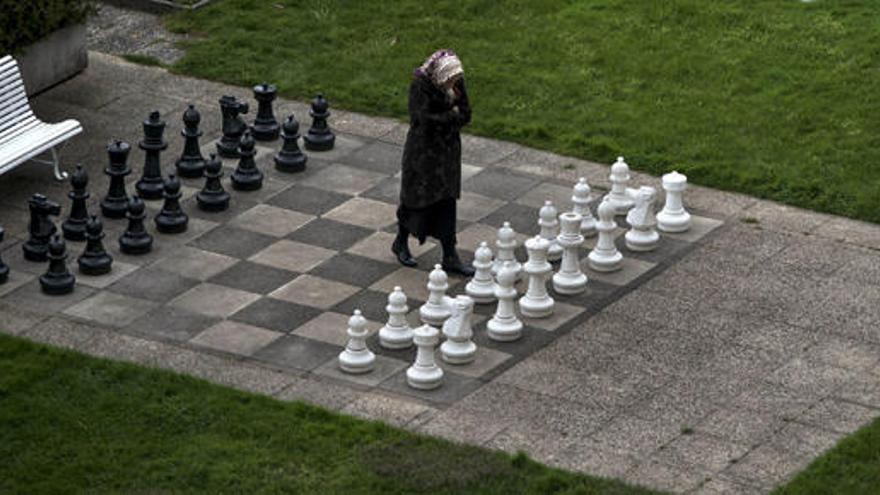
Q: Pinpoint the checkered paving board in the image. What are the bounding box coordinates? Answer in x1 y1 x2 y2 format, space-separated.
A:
0 131 723 406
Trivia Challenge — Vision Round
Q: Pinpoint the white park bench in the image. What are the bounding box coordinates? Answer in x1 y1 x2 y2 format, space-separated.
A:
0 54 82 180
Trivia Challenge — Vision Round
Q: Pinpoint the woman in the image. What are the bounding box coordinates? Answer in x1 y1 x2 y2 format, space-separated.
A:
392 49 475 277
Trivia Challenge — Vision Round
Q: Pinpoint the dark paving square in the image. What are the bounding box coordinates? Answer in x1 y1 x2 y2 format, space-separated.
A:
188 225 276 259
265 184 352 216
366 332 417 363
287 218 373 251
108 266 200 303
181 195 260 224
334 289 398 323
124 305 219 342
378 369 485 406
550 282 621 315
620 234 693 265
1 279 96 315
472 322 557 358
209 261 297 295
338 141 403 175
309 253 398 287
253 334 341 372
481 202 542 237
230 297 322 333
361 176 400 205
463 168 541 201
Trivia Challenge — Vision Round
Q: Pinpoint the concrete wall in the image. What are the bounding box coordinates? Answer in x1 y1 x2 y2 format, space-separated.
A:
17 24 88 96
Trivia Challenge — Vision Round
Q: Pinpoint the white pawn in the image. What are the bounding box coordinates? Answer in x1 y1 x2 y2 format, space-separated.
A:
338 309 375 374
604 156 635 215
378 286 413 349
407 324 444 390
419 264 451 327
657 171 691 233
589 199 623 272
572 178 597 237
487 261 523 342
625 186 660 251
465 241 495 304
552 212 588 295
491 221 521 279
440 295 477 364
520 235 555 318
538 201 563 262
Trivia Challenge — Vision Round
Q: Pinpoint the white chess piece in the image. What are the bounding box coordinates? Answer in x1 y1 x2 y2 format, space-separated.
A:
656 171 691 233
538 201 563 262
625 186 660 251
520 235 555 318
419 264 451 326
487 261 523 342
604 156 635 215
589 199 623 272
378 286 413 349
338 309 375 374
440 295 477 364
552 212 588 295
465 241 495 304
491 221 521 280
407 324 444 390
572 178 597 237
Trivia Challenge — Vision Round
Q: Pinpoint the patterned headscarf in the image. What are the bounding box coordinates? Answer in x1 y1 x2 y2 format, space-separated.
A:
414 49 464 87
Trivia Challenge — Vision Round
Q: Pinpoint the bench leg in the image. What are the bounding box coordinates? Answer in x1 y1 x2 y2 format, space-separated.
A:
50 147 69 181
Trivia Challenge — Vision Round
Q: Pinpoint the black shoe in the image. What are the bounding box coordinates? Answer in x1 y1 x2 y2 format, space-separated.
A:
391 238 417 267
442 253 475 277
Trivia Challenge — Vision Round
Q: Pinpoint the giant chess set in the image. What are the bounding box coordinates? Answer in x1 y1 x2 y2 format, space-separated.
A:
0 84 723 404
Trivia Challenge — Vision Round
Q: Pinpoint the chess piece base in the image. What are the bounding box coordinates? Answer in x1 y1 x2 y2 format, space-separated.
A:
657 211 691 233
487 318 523 342
407 365 443 390
552 272 587 295
39 273 75 295
625 230 659 252
78 255 113 276
175 159 207 179
62 220 87 242
378 327 414 350
135 180 165 201
197 193 230 212
547 244 563 262
252 123 280 142
22 242 49 262
419 305 451 327
155 215 188 234
464 282 495 304
588 252 623 272
119 236 153 255
519 296 555 318
304 133 335 151
101 199 129 219
440 341 476 365
274 154 307 173
339 349 375 374
0 264 8 284
216 138 241 158
581 220 598 238
231 172 263 191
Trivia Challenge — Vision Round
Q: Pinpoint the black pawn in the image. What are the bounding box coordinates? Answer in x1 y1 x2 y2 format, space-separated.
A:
251 83 280 141
303 93 335 151
78 215 113 276
136 110 168 200
119 196 153 255
175 104 207 178
216 95 249 158
230 131 263 191
39 235 75 295
197 154 230 212
101 140 132 219
155 174 188 234
0 227 9 285
274 114 308 173
62 165 90 241
23 194 61 262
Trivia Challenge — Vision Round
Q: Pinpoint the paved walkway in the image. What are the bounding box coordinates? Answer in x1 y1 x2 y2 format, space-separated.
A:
2 52 879 494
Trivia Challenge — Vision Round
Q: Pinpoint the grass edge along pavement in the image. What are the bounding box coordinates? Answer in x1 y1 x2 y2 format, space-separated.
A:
0 334 661 494
163 0 880 224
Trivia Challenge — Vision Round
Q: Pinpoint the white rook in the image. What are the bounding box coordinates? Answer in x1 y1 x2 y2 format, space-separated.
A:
520 235 555 318
378 286 413 349
656 170 691 233
552 212 588 295
407 324 444 390
338 309 375 374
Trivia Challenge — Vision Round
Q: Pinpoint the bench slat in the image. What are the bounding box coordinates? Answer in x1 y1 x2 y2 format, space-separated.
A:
0 121 83 170
0 118 41 146
0 102 34 130
0 81 27 110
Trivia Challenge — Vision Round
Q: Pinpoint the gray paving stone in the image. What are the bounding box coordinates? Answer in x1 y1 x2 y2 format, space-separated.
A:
169 283 261 318
338 140 402 175
727 381 819 420
124 305 219 342
208 260 297 295
0 268 37 297
286 217 373 251
460 133 520 166
322 197 398 230
227 204 314 238
190 320 283 357
663 432 750 473
274 375 359 410
341 392 431 428
0 301 46 336
592 414 681 457
63 291 158 328
265 184 351 216
315 354 407 389
623 458 711 494
416 406 510 446
249 239 337 273
463 168 541 201
768 422 840 460
309 253 398 287
253 334 341 372
301 133 367 162
189 225 277 259
795 398 878 434
331 110 399 140
300 163 388 196
269 274 361 310
2 279 96 315
696 408 785 447
157 346 299 396
230 297 322 334
725 442 810 488
814 215 880 250
741 200 831 235
481 202 542 237
22 316 102 351
695 476 766 495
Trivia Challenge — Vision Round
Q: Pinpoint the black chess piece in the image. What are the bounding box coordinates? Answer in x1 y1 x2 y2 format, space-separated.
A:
101 140 132 219
274 114 308 173
0 227 9 285
119 195 153 255
251 83 280 141
39 235 75 295
216 95 249 158
197 154 230 212
230 131 263 191
62 165 89 241
155 174 189 234
136 110 168 200
175 104 207 178
78 215 113 276
23 194 61 262
303 93 335 151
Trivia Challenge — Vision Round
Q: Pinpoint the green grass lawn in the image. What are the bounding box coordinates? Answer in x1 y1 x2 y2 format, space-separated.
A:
165 0 880 223
0 334 658 494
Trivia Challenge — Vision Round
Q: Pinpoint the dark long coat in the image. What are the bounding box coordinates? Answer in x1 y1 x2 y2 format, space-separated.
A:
399 75 471 209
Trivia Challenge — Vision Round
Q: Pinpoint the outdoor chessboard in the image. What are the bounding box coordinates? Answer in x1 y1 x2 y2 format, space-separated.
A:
0 130 724 407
